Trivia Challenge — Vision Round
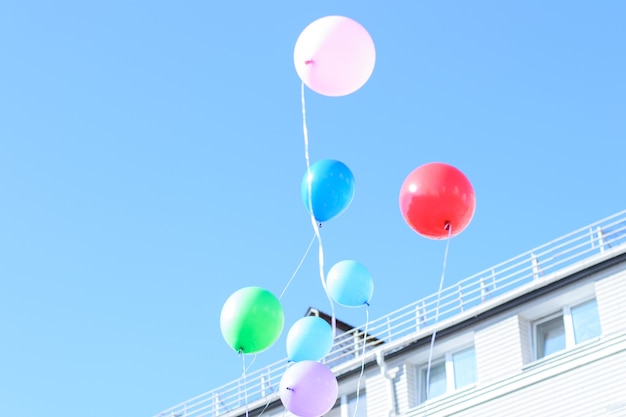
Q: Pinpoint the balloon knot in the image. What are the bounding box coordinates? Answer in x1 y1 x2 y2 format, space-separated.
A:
318 222 323 228
238 348 244 355
304 59 314 65
364 301 370 307
444 222 451 231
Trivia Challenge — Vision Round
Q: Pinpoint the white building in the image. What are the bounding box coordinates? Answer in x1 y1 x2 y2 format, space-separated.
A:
155 211 626 417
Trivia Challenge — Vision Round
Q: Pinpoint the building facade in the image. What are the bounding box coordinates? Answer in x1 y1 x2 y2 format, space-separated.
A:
156 211 626 417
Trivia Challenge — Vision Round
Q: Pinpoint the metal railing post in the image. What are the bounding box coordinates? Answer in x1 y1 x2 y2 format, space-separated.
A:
531 253 540 280
480 276 487 302
214 393 220 416
261 374 267 397
597 226 605 253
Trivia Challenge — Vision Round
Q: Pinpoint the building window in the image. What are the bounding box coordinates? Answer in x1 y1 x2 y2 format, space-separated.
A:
536 315 565 358
324 399 341 417
327 392 366 417
418 346 477 403
422 361 447 400
571 299 601 343
534 298 601 360
452 347 478 389
347 391 366 417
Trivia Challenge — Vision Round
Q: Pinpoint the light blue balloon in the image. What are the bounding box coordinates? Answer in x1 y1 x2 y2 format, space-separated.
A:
301 159 355 223
286 316 334 362
326 260 374 308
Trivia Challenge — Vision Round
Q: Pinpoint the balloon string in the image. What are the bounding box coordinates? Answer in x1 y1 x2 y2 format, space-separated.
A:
244 354 257 374
256 401 272 417
279 233 316 300
241 352 250 417
352 307 369 417
423 224 452 416
316 228 336 338
256 382 274 417
301 81 336 338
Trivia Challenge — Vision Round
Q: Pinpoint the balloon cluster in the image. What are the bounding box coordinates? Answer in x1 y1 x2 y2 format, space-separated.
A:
284 157 375 417
219 14 476 417
279 16 378 417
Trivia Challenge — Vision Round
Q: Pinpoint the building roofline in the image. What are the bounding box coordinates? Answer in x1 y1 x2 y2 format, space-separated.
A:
234 247 626 417
381 249 626 363
153 210 626 417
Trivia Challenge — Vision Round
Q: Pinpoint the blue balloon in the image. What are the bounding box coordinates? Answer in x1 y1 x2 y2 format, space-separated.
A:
326 260 374 308
286 316 334 362
301 159 355 223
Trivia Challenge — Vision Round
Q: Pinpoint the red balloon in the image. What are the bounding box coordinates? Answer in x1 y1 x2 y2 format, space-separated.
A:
399 162 475 239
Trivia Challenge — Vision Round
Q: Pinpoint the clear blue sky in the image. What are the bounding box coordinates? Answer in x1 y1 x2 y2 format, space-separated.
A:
1 1 624 416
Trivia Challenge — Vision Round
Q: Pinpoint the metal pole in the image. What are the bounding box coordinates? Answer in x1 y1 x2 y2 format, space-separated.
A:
597 226 605 253
531 253 540 280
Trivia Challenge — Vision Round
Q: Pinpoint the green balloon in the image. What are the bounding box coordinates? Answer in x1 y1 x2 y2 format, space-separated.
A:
220 287 284 354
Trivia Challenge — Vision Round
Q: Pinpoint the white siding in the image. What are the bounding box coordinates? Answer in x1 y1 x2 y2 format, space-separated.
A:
518 317 532 365
392 363 410 415
454 336 626 416
596 268 626 337
474 314 525 385
403 333 626 417
364 366 393 417
405 362 418 410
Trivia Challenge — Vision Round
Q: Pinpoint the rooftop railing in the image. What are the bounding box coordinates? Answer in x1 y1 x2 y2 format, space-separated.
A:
155 209 626 417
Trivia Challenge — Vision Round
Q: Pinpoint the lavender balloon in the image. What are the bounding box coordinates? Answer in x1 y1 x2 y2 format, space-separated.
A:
280 361 338 417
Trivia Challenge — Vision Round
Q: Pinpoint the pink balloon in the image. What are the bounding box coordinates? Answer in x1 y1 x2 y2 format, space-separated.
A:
280 361 338 417
294 16 376 97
